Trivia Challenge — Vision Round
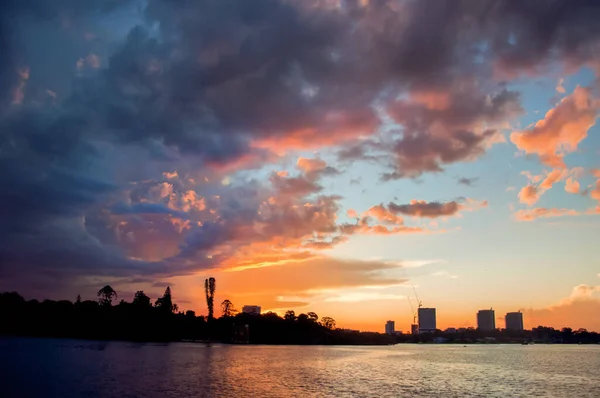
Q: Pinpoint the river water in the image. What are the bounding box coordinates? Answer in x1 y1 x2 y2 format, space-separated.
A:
1 338 599 397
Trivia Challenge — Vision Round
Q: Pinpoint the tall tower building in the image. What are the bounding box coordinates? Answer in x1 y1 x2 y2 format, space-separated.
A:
477 309 496 331
418 308 436 333
505 311 524 331
385 320 395 335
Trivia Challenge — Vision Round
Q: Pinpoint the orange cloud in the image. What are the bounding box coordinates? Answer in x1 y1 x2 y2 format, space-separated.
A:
211 255 409 315
251 108 378 154
510 86 600 168
297 157 327 173
76 54 101 70
514 207 578 222
518 185 540 206
565 177 580 194
163 171 178 179
518 168 573 205
364 204 404 225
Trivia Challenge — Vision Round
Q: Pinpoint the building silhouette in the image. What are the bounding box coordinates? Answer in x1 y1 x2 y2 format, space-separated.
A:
241 305 261 315
505 311 524 331
477 308 496 331
418 308 436 333
385 320 395 335
410 323 419 335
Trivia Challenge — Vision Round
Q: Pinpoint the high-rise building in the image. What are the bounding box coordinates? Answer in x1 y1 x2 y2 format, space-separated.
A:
418 308 436 333
385 320 395 335
241 305 261 315
477 309 496 331
505 311 524 331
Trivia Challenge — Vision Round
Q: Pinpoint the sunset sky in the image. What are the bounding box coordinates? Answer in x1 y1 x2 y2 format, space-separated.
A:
1 0 600 333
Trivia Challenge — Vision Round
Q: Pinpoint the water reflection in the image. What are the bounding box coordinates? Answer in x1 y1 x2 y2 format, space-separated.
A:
1 338 599 397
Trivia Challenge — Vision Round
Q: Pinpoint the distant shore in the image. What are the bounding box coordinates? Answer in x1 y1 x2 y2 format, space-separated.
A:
3 291 599 345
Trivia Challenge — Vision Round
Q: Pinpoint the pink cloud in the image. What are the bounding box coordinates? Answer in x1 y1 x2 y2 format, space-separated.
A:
510 86 600 168
297 157 327 173
556 78 566 94
518 185 540 206
565 177 580 194
515 207 578 222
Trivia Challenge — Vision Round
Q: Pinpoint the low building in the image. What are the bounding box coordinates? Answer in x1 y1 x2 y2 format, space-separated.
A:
241 305 261 315
410 324 419 335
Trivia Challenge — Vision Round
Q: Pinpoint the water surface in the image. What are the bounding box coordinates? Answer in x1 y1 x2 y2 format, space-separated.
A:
1 338 599 397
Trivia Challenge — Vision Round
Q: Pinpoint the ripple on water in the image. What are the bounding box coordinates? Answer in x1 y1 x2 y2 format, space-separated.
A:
1 339 600 397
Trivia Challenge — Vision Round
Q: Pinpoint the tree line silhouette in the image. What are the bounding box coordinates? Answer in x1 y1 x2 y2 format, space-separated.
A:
2 280 597 345
0 278 394 345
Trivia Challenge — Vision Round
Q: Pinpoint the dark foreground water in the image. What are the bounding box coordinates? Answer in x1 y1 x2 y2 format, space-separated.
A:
1 338 599 397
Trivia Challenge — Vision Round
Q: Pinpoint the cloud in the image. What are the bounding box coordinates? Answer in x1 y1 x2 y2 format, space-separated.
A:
432 270 458 279
297 157 327 173
76 54 101 71
324 292 405 303
296 157 340 178
384 86 522 178
565 177 580 194
514 207 579 222
215 255 409 308
518 185 540 206
388 200 461 218
458 177 478 187
111 202 186 217
510 86 600 168
525 284 600 331
3 0 600 301
591 169 600 202
556 78 566 94
518 169 572 205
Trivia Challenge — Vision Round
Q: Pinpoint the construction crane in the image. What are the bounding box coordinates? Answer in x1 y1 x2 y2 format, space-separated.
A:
412 284 423 308
407 296 417 325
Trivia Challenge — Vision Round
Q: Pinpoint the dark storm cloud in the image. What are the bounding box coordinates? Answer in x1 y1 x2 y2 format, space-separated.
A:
3 0 600 298
111 202 186 217
484 0 600 73
383 88 523 178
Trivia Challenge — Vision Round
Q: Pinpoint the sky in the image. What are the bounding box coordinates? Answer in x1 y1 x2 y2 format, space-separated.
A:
1 0 600 333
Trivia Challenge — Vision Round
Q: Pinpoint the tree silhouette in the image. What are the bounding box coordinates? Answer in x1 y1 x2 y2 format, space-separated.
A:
221 299 236 317
307 312 319 322
204 277 216 320
321 317 336 330
76 294 81 305
97 285 117 306
133 291 151 307
155 287 175 313
284 310 296 321
297 313 309 322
